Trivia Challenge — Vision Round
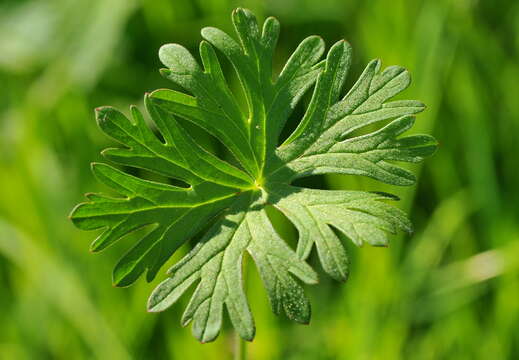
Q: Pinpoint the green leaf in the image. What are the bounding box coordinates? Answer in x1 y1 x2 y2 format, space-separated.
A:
70 7 437 342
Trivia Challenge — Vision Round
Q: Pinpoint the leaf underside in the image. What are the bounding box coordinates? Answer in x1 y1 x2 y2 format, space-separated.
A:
70 8 437 342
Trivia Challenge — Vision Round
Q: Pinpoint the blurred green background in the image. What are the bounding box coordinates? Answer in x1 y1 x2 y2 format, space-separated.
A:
1 0 519 359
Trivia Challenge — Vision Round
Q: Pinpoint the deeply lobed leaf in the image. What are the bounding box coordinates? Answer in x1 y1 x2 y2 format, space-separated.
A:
70 7 437 342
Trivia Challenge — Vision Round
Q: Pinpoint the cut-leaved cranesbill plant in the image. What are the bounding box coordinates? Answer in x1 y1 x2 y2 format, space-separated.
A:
70 8 436 345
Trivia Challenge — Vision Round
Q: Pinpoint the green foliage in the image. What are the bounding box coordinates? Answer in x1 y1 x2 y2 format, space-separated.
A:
70 8 436 342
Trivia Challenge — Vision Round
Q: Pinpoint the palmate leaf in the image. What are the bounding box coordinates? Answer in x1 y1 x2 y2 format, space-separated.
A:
70 8 437 342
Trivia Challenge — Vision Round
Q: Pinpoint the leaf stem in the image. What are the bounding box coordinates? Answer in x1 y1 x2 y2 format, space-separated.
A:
234 254 249 360
234 332 247 360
